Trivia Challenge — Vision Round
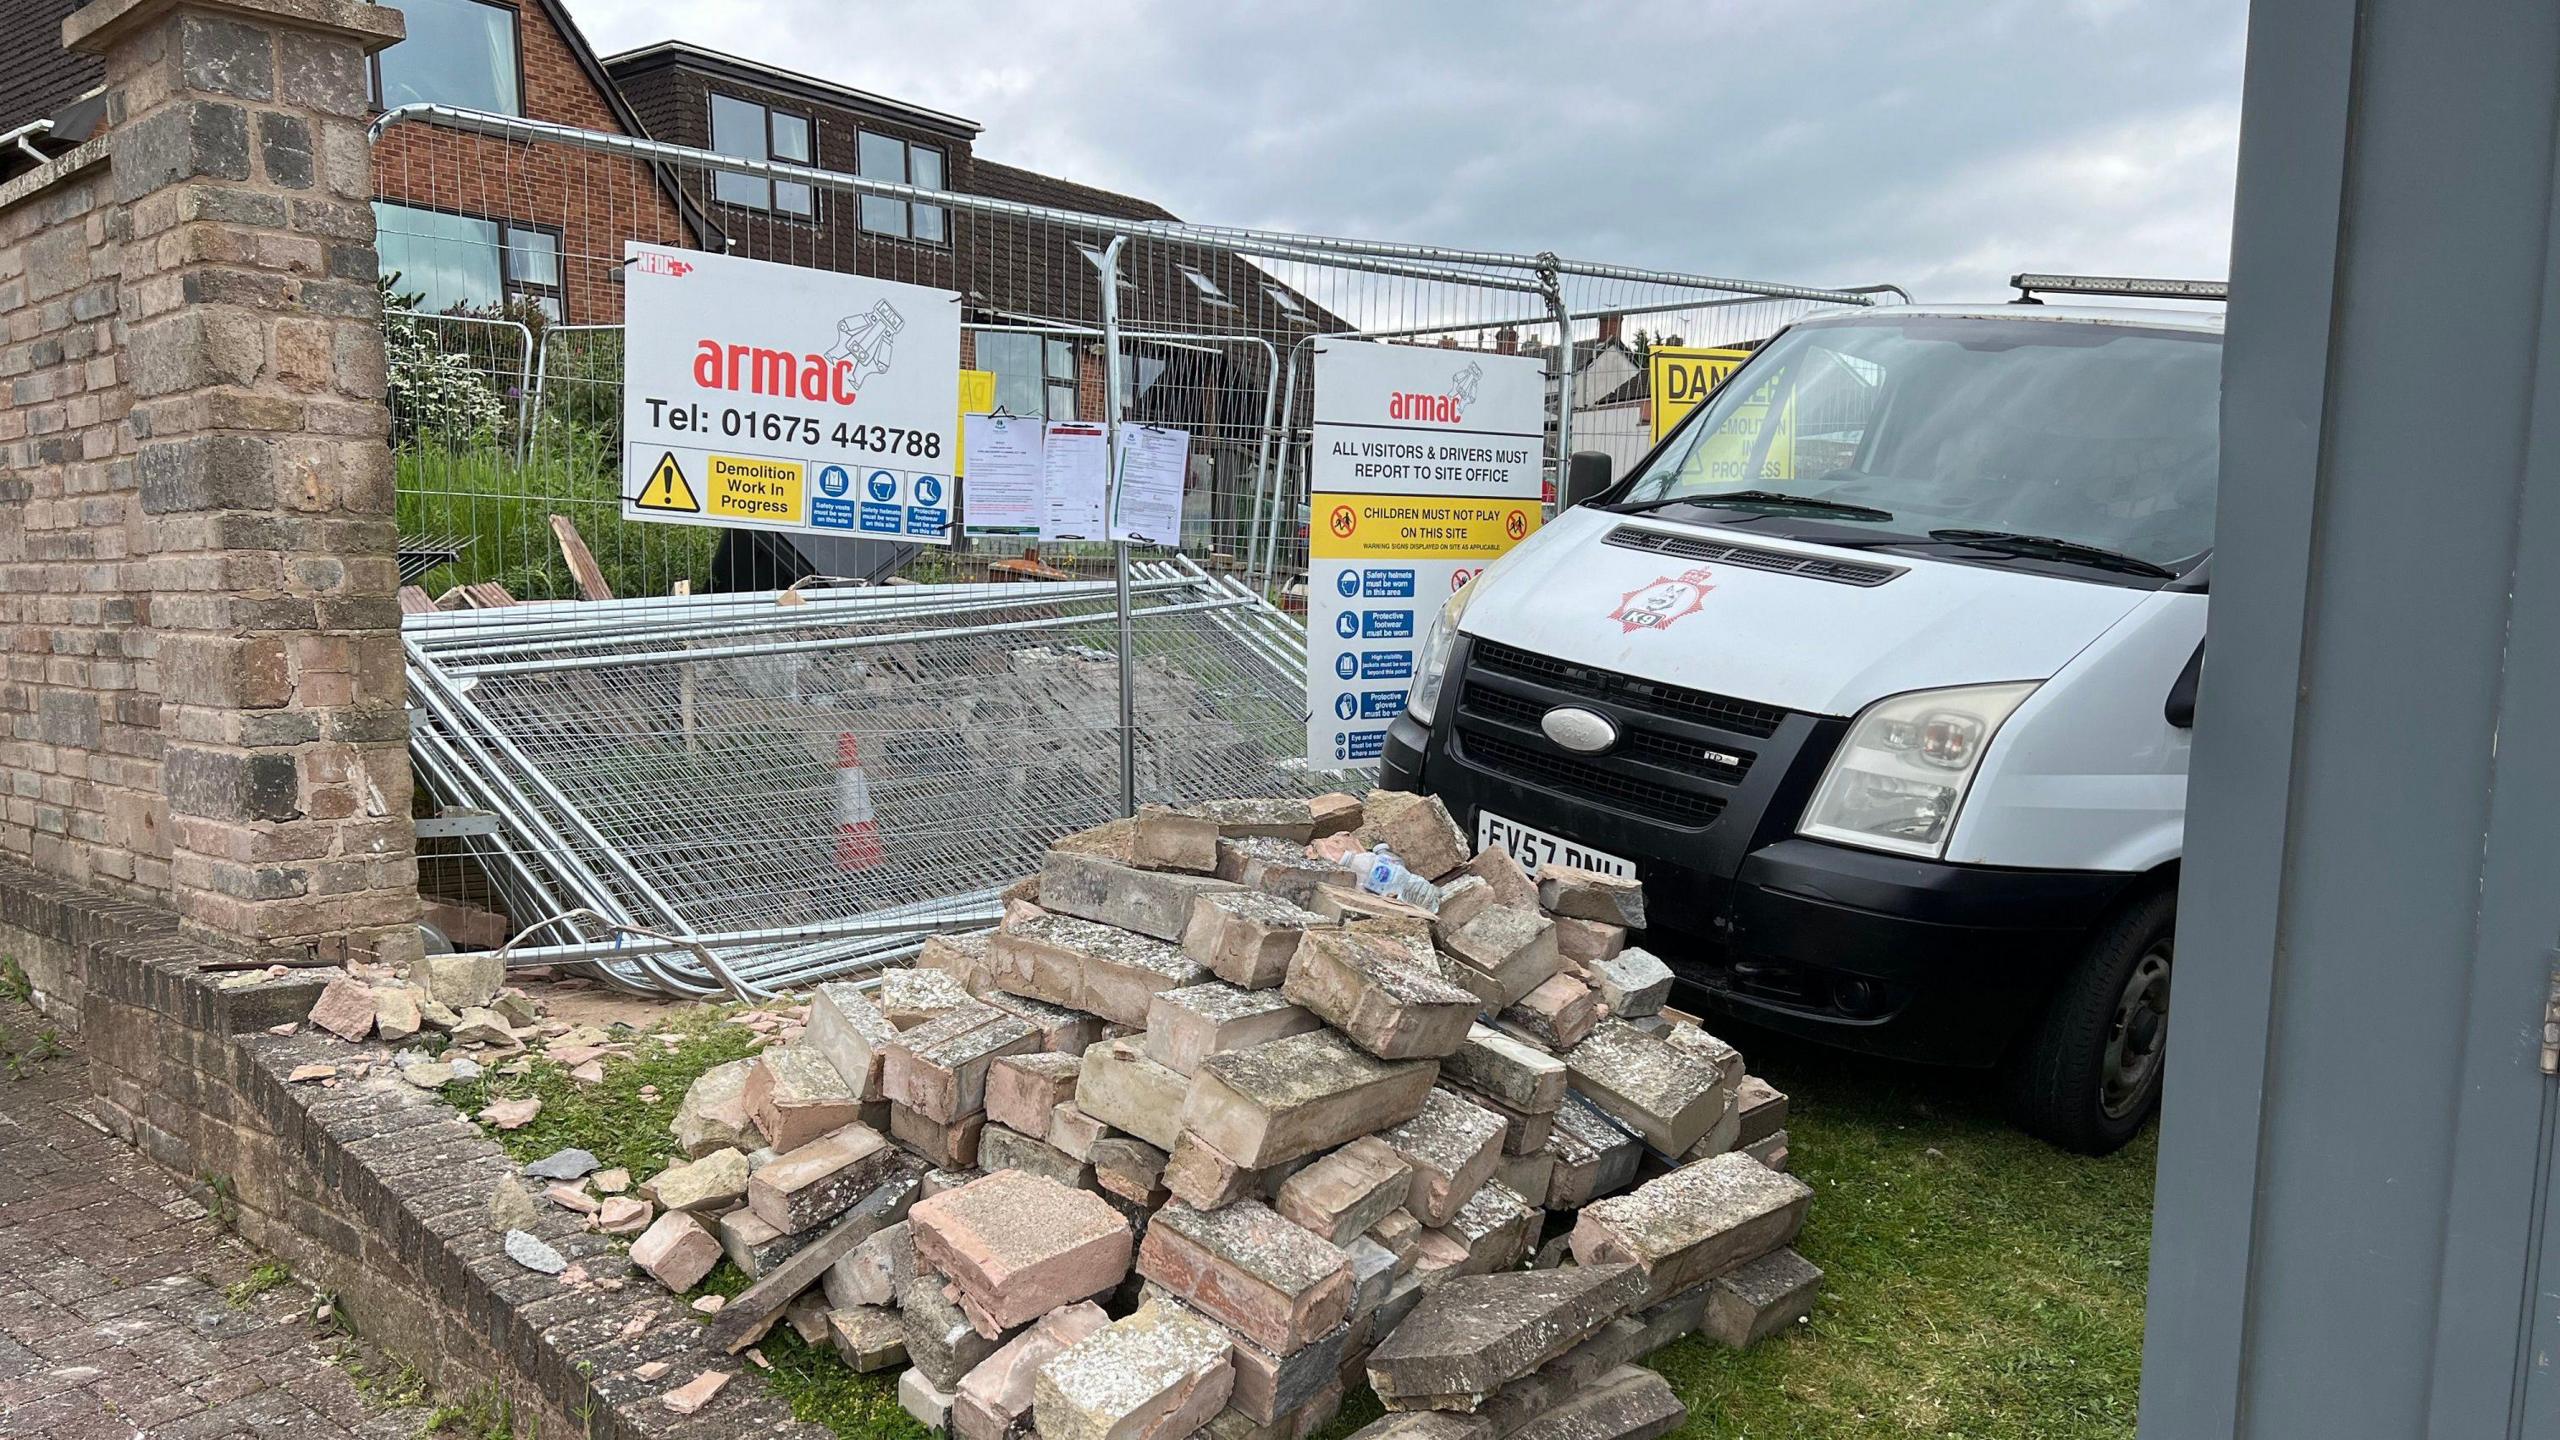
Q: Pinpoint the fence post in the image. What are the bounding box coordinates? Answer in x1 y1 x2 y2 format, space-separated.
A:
1100 235 1137 817
64 0 423 966
1537 255 1573 506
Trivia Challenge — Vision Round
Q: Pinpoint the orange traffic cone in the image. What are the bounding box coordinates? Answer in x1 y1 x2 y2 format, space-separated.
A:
834 733 885 870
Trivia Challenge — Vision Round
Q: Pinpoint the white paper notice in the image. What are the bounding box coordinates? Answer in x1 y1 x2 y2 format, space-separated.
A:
1111 424 1192 545
1041 422 1111 540
961 413 1045 535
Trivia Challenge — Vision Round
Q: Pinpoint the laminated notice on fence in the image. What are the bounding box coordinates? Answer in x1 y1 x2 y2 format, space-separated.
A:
1041 422 1111 541
619 242 963 546
1111 424 1192 546
961 412 1045 536
1306 339 1545 768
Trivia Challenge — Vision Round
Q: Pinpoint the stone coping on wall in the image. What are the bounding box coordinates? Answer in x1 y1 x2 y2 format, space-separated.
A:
0 856 825 1440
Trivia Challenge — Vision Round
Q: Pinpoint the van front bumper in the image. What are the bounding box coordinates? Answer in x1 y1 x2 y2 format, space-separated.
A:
1384 708 2136 1068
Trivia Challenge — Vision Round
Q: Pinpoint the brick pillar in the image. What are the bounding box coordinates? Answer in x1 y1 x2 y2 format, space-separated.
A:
66 0 419 966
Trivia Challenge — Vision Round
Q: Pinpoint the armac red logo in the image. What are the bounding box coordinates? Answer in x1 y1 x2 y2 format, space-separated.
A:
1610 567 1717 633
1387 361 1484 424
633 253 694 277
691 300 907 407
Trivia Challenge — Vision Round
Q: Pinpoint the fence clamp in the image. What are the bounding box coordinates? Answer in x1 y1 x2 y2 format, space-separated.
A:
2542 946 2560 1077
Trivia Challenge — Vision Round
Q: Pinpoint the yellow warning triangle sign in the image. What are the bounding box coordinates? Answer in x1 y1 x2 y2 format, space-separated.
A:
635 452 700 513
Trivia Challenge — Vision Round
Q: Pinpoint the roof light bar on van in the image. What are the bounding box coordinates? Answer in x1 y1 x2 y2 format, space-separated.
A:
2010 273 2229 303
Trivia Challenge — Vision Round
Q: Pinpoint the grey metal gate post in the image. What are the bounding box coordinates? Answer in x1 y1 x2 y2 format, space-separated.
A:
2138 0 2560 1434
1100 235 1138 818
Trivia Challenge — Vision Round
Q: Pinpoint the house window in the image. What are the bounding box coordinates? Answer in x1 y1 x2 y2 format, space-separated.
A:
374 202 565 318
374 0 520 115
858 132 948 242
709 93 814 218
1178 265 1232 308
979 333 1080 421
1264 283 1308 319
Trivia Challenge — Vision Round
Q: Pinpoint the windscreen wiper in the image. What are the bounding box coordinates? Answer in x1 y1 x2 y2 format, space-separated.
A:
1613 490 1895 521
1927 528 2178 579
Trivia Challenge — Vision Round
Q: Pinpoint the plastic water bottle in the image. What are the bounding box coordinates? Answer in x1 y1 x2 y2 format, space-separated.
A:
1346 848 1444 911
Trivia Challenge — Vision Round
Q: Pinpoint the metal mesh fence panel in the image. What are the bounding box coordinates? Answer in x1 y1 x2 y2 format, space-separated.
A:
372 103 1884 994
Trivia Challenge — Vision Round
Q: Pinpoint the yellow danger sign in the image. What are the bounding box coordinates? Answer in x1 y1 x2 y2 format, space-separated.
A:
705 454 805 524
1647 345 1756 443
635 451 700 513
1309 493 1541 561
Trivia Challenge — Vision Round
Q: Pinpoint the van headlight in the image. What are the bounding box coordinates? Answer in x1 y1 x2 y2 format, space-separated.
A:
1404 580 1479 725
1797 682 2039 859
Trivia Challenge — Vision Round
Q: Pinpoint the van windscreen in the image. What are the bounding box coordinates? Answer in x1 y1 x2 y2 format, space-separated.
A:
1619 315 2222 575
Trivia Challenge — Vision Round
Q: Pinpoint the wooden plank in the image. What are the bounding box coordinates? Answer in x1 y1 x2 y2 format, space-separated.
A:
702 1174 918 1354
549 514 615 601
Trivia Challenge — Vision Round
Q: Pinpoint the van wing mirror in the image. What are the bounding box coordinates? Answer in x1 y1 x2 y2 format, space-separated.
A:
2165 641 2204 729
1563 451 1614 509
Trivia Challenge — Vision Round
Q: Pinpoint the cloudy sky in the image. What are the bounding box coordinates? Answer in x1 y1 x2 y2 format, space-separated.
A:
573 0 2247 302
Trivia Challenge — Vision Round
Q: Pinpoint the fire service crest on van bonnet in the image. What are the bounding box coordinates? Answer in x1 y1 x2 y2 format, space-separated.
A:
1610 566 1717 633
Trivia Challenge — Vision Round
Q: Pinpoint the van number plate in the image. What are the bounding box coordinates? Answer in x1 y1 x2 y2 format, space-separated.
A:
1475 810 1637 880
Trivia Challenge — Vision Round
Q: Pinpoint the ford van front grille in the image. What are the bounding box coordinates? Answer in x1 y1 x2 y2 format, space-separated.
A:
1459 732 1726 827
1469 638 1787 738
1460 682 1751 785
1603 525 1905 588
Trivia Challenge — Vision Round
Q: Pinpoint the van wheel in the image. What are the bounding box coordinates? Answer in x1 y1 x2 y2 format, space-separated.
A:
2008 888 2174 1155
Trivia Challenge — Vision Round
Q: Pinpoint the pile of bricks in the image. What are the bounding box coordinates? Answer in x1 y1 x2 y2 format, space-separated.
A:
635 791 1820 1440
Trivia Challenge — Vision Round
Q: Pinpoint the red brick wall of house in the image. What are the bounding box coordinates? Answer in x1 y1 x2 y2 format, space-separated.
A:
367 1 689 323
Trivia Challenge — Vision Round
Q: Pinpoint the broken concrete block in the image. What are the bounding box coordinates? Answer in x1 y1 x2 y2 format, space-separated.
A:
1508 1365 1683 1440
1228 1319 1348 1424
1050 1101 1107 1160
1138 1199 1353 1354
1550 916 1627 970
748 1124 914 1235
307 976 375 1042
1198 796 1323 842
911 1169 1135 1335
1075 1037 1190 1151
1441 1025 1567 1114
1702 1247 1821 1348
1133 803 1222 874
416 950 504 1012
1590 949 1674 1020
1164 1130 1270 1211
1366 1261 1646 1407
1740 1128 1790 1172
1499 974 1600 1052
1378 1088 1507 1228
1147 981 1321 1075
1091 1137 1170 1208
1355 791 1470 880
672 1058 762 1159
1495 1144 1556 1206
1183 891 1330 991
954 1300 1111 1440
1571 1153 1815 1301
982 988 1108 1055
993 914 1209 1027
988 1052 1086 1135
828 1304 910 1372
1438 906 1563 1008
1216 836 1357 910
885 1004 1042 1123
1564 1020 1734 1156
1035 1298 1235 1440
1735 1075 1788 1145
717 1207 805 1279
1535 865 1647 930
1466 1089 1555 1157
643 1147 750 1214
879 967 981 1030
448 1007 514 1048
1659 1022 1747 1086
631 1209 723 1292
1309 883 1439 930
1545 1103 1644 1210
1283 928 1479 1062
745 1046 868 1151
824 1219 913 1309
904 1272 1014 1390
1679 1099 1744 1163
1041 847 1244 942
1431 874 1497 935
1340 1415 1493 1440
372 985 422 1043
1273 1136 1414 1246
980 1122 1097 1190
1626 1285 1711 1359
892 1103 987 1171
1429 1181 1540 1279
1308 792 1364 836
921 927 1001 989
1184 1029 1440 1168
902 1368 958 1433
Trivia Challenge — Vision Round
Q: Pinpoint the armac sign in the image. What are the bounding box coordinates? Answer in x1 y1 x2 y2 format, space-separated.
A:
619 243 962 545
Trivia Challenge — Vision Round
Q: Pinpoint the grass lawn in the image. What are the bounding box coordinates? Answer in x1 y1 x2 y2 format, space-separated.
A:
453 1008 2153 1440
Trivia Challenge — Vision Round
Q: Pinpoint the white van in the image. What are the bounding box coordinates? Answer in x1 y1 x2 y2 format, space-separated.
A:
1381 282 2221 1153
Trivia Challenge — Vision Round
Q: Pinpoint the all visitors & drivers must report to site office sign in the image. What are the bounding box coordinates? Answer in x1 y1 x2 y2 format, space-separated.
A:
1307 338 1545 769
619 243 964 546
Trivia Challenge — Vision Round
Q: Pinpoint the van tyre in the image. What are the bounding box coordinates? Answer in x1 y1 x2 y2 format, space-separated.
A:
2009 888 2174 1155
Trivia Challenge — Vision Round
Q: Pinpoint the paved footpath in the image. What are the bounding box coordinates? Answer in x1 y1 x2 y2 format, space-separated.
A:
0 1029 440 1439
